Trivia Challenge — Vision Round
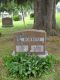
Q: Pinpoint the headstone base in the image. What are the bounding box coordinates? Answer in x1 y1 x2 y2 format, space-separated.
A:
12 50 48 57
38 51 48 57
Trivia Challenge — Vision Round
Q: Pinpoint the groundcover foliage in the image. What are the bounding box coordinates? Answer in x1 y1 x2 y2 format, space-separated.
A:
3 53 54 80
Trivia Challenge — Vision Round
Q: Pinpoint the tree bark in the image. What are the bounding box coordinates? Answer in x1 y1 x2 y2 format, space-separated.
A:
21 5 25 26
34 0 44 30
47 0 55 35
52 0 56 29
33 0 55 35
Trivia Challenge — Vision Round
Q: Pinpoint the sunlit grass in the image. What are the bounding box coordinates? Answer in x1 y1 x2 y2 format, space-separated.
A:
0 16 33 34
56 12 60 28
0 16 33 28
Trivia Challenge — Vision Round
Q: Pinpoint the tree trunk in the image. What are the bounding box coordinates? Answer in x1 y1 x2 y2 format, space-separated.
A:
21 5 25 26
46 0 55 35
33 0 55 35
52 0 56 29
34 0 44 30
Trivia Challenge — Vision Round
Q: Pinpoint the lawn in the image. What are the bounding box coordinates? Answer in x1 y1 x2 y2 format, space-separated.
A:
0 16 33 35
0 14 60 80
56 12 60 28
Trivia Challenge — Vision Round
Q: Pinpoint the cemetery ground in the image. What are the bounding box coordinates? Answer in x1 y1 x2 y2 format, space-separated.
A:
0 13 60 80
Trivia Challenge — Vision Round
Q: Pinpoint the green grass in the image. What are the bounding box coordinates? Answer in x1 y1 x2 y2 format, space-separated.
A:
0 16 33 28
56 12 60 28
0 16 33 35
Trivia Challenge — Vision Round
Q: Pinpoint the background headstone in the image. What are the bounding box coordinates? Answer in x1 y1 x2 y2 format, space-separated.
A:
2 17 13 27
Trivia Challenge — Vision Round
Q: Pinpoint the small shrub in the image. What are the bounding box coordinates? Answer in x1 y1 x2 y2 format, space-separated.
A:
13 15 20 21
30 13 34 18
0 32 2 37
3 53 54 80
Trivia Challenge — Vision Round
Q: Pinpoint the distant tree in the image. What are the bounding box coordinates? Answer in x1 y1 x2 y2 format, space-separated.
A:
0 0 16 13
14 0 32 26
56 0 60 3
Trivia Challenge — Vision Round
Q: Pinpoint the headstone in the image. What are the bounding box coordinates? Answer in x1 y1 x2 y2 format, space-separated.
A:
14 29 48 55
2 17 13 27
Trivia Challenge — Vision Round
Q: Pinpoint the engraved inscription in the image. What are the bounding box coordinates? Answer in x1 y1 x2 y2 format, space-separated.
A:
17 36 44 42
30 45 44 52
16 45 28 52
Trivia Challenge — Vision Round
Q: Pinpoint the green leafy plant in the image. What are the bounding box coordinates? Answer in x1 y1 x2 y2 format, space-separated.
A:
30 13 34 19
0 32 2 37
13 15 20 21
3 53 54 80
